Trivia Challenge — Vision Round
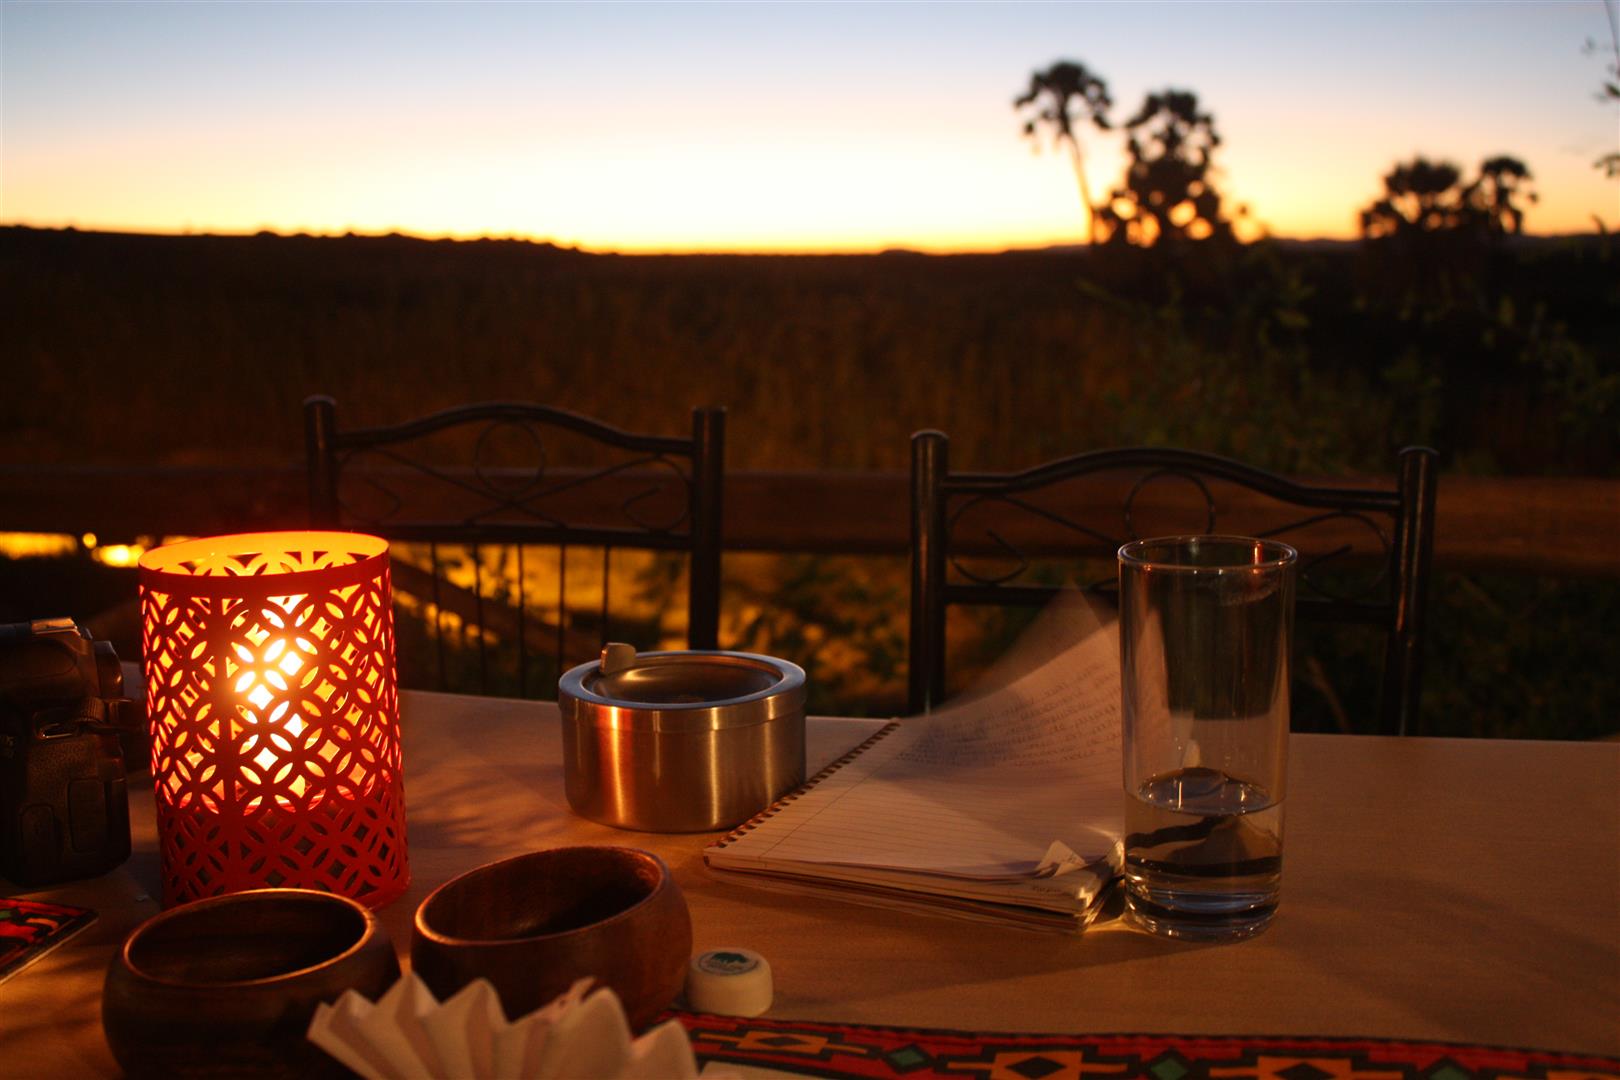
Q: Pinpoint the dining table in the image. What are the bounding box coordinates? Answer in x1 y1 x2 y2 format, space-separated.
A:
2 685 1617 1077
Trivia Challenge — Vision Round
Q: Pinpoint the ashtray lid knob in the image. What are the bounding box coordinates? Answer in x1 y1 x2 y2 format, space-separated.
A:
600 642 637 676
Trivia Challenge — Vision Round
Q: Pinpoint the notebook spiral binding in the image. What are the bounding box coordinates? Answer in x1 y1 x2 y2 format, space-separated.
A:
709 721 901 849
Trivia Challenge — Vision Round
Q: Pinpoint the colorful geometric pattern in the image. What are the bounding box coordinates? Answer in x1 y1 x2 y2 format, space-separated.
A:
139 531 409 908
0 897 95 984
671 1013 1620 1080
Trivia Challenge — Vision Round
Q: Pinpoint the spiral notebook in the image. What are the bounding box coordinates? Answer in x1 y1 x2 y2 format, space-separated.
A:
705 606 1124 932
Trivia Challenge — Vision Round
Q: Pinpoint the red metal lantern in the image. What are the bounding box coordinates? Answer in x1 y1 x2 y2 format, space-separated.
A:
138 531 408 907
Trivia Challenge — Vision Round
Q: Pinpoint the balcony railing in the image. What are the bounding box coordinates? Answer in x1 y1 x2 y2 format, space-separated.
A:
0 464 1614 576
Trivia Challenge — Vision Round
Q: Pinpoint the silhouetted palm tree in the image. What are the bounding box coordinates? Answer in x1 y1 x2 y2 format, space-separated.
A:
1015 61 1113 244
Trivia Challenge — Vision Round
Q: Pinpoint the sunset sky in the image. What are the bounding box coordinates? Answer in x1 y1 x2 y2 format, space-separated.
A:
3 1 1616 253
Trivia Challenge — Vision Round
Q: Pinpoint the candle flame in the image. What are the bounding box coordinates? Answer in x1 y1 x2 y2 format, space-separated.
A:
230 633 321 800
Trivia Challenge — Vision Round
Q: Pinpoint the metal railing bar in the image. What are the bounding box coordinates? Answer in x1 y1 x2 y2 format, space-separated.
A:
429 542 447 691
557 543 568 677
473 544 488 694
517 544 528 698
601 546 611 646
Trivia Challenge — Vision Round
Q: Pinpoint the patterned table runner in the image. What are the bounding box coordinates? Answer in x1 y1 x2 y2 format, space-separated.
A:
671 1012 1620 1080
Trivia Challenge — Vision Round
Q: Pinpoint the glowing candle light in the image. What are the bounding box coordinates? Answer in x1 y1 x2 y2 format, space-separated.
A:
138 532 409 907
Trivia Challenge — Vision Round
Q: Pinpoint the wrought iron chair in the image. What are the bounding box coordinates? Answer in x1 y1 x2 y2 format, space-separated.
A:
304 396 724 696
908 432 1438 734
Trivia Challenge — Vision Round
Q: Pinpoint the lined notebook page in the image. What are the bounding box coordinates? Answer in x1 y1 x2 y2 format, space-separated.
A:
711 620 1122 877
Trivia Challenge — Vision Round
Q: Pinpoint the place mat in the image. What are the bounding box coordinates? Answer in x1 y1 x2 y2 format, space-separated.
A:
670 1012 1620 1080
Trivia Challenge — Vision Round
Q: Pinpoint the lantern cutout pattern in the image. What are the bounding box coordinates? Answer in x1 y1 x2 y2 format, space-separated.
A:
139 532 409 908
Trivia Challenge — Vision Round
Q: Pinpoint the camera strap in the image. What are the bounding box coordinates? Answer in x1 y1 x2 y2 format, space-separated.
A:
30 697 108 740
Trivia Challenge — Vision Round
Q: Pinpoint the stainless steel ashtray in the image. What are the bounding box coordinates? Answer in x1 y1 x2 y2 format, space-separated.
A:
558 644 807 833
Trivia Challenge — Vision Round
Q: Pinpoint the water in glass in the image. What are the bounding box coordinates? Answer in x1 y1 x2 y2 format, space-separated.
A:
1123 765 1283 940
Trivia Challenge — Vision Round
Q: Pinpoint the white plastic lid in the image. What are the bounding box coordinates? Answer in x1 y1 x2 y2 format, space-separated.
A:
686 947 773 1017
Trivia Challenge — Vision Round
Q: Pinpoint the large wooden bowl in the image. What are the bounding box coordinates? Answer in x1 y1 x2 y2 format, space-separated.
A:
411 846 691 1029
102 888 399 1078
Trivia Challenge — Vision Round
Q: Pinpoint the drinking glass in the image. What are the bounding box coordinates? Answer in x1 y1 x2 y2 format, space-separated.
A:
1118 535 1297 941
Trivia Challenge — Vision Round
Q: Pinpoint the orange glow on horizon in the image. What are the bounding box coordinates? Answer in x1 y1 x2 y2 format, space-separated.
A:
8 101 1609 254
10 140 1611 257
8 101 1613 253
6 209 1606 256
2 219 1105 256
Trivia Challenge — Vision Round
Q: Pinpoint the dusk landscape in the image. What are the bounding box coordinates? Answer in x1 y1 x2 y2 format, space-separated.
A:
3 1 1617 735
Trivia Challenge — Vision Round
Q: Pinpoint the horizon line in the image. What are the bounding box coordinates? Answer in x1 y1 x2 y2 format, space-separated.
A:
3 220 1606 257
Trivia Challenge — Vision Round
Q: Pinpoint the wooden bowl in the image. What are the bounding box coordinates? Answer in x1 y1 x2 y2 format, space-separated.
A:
102 889 400 1078
412 846 691 1029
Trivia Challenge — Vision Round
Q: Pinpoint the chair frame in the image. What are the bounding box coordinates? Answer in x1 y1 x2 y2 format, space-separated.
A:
304 396 724 692
908 432 1438 734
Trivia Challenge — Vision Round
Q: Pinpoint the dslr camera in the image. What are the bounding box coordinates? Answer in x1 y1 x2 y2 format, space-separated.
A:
0 618 143 886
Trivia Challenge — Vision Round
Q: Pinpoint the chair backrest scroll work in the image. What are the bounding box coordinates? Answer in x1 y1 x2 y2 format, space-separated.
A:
908 431 1438 735
302 396 725 697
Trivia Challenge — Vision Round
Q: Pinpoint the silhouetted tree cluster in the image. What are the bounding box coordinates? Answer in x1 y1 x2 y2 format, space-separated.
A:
1019 19 1620 247
1359 156 1537 241
1017 63 1236 249
1096 89 1237 247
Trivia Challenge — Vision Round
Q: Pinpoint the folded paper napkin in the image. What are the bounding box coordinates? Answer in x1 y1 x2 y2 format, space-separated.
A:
307 973 715 1080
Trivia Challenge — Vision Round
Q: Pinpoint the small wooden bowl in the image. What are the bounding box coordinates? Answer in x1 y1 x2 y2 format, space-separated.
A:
412 846 691 1029
102 889 399 1078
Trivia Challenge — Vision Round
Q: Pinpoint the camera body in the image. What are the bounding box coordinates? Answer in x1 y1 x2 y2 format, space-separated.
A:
0 618 142 886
